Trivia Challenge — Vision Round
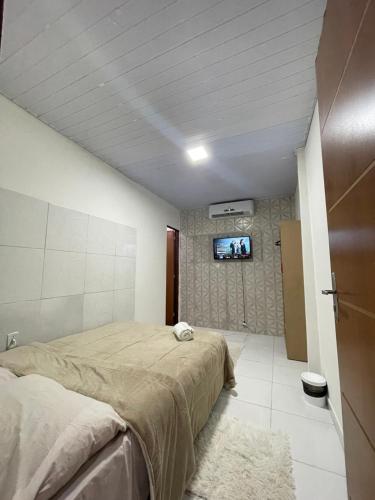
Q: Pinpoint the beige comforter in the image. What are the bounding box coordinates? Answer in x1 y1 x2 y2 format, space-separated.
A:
0 321 235 500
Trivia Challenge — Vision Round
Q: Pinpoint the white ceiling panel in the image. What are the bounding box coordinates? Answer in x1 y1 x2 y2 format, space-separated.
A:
0 0 130 83
84 80 315 157
0 0 326 208
80 70 315 152
37 14 322 128
1 0 81 60
50 40 317 147
63 43 317 146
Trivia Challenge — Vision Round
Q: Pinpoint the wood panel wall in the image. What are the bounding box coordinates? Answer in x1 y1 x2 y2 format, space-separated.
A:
279 221 307 362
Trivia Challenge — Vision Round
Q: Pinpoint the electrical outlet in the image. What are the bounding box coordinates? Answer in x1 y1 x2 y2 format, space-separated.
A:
6 331 19 350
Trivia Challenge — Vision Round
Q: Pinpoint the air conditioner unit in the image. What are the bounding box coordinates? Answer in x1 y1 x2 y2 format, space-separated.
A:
208 200 255 219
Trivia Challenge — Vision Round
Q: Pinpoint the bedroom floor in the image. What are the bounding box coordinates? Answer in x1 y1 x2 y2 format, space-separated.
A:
187 330 348 500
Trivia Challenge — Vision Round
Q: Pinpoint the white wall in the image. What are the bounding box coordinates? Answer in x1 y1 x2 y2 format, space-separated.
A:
297 104 343 433
294 182 301 220
296 148 321 372
0 94 180 325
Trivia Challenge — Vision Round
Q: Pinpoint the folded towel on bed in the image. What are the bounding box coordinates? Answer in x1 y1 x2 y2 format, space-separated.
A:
173 322 194 341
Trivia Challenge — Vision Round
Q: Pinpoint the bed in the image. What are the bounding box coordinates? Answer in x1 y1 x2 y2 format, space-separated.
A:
0 321 235 500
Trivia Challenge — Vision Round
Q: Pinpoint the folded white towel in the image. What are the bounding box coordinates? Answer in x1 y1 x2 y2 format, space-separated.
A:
173 322 194 341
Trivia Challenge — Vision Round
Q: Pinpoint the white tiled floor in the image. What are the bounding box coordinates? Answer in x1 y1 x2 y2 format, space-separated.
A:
213 330 348 500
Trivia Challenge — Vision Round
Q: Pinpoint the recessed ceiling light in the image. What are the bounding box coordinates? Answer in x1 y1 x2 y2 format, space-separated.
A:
186 145 209 163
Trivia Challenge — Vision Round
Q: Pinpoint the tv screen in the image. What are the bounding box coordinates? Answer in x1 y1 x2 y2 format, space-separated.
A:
213 235 252 260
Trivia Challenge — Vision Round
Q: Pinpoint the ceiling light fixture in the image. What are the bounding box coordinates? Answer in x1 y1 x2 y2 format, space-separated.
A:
186 145 209 163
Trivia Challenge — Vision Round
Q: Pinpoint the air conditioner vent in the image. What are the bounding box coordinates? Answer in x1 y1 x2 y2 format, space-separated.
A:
211 211 244 218
208 200 254 219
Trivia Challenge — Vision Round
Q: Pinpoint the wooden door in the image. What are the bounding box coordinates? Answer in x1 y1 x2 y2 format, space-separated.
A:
279 221 308 362
316 1 375 498
166 227 179 326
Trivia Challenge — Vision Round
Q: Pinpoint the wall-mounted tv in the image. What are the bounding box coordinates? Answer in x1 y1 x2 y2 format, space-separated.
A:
213 235 252 260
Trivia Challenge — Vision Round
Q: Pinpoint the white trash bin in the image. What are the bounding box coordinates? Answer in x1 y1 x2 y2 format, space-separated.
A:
301 372 327 408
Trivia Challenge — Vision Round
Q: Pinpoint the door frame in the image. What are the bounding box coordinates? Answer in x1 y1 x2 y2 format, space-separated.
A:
166 226 179 325
0 0 4 52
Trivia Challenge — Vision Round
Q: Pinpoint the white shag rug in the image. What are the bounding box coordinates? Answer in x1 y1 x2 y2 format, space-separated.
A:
186 413 295 500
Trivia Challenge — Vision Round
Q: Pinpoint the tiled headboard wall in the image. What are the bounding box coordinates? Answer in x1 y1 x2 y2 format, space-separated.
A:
0 187 136 351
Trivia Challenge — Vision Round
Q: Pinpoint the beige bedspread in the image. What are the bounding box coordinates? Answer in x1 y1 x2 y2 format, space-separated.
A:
0 321 235 500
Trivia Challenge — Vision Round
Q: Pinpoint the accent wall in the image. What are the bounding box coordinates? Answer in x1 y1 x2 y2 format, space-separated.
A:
179 198 295 335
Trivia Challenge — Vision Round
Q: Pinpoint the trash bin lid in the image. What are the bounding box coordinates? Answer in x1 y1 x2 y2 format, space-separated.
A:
301 371 327 387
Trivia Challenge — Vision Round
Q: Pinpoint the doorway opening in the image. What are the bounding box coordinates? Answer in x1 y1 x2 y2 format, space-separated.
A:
165 226 179 326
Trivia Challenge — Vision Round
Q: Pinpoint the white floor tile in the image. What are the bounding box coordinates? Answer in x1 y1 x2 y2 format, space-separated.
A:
272 384 332 424
273 335 287 352
222 332 248 344
214 394 271 429
195 330 346 484
228 374 272 407
274 346 287 358
235 358 273 381
272 363 305 388
271 410 346 476
240 345 274 364
196 326 246 338
244 334 274 349
273 354 308 369
293 461 348 500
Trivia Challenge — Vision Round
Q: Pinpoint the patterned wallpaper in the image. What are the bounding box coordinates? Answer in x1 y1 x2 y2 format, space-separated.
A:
179 197 295 336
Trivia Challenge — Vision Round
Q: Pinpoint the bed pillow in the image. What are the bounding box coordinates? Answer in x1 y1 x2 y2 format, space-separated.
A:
0 366 17 384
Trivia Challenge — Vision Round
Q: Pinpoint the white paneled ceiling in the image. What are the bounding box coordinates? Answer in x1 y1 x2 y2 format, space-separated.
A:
0 0 326 208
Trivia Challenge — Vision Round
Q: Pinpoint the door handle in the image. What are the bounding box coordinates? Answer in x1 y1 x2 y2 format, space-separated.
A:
321 272 339 322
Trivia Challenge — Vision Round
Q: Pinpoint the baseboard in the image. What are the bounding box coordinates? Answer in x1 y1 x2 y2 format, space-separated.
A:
328 398 344 448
